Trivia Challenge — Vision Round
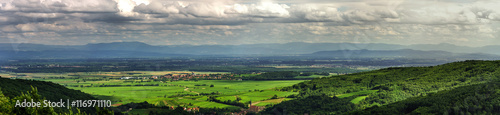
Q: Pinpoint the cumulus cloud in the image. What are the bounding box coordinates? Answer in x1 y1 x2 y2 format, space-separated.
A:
1 0 117 13
2 0 500 46
184 3 226 17
302 6 343 22
133 1 180 14
5 0 500 25
245 2 290 18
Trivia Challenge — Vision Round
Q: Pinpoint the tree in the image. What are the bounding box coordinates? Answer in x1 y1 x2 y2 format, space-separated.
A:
0 88 12 114
11 86 57 115
96 107 113 115
271 94 278 99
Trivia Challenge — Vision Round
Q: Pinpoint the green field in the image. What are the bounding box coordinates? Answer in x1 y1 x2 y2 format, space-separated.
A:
333 90 377 105
0 72 17 78
67 80 303 108
350 96 368 104
169 80 304 94
2 71 307 110
253 98 293 106
70 86 189 104
294 75 325 78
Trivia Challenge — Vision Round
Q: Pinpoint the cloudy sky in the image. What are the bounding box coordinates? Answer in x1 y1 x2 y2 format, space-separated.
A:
1 0 500 46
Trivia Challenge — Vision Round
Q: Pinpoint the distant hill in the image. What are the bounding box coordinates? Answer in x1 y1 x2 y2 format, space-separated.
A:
0 78 98 113
307 49 500 59
308 49 453 58
82 42 162 51
0 50 189 59
264 60 500 114
1 42 500 59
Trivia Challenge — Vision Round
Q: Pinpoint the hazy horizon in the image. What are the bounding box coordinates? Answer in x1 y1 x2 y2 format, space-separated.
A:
2 0 500 47
0 41 497 48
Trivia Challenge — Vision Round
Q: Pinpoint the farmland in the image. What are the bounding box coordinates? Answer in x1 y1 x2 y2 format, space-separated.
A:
69 80 304 108
1 70 307 113
0 57 392 114
3 59 497 114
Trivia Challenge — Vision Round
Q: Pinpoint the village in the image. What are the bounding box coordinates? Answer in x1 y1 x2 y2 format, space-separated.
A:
120 72 244 81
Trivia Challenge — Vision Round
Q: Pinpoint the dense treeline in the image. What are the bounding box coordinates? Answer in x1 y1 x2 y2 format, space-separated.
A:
189 66 363 74
261 95 356 115
110 100 241 115
350 81 500 114
198 107 241 114
207 96 247 108
242 71 330 80
243 71 300 80
111 101 194 115
299 72 329 76
270 60 500 114
67 84 161 87
107 100 241 115
0 78 99 113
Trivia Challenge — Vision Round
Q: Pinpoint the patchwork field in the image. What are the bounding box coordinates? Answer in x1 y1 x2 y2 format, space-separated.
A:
69 80 304 108
2 70 306 109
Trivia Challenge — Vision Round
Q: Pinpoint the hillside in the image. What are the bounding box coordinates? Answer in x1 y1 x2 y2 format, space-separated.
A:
265 60 500 114
350 81 500 114
0 77 99 114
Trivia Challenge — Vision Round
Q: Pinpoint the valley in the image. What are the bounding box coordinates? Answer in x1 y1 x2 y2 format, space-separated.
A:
2 59 500 114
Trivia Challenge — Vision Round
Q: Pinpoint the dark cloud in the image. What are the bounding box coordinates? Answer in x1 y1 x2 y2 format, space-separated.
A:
80 13 142 23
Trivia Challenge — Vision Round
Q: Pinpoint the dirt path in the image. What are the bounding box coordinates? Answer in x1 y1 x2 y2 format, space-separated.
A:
184 88 200 94
111 103 122 106
163 100 169 105
251 98 287 106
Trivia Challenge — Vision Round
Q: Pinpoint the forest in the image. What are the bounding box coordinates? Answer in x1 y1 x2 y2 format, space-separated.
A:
264 60 500 114
350 81 500 114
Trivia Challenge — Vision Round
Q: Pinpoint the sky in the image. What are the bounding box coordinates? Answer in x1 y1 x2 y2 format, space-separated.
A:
1 0 500 47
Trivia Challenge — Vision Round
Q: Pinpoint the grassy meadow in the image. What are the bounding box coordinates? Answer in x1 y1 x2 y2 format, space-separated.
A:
68 80 304 108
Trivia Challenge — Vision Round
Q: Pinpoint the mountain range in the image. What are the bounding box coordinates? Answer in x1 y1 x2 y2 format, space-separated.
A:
1 42 499 59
